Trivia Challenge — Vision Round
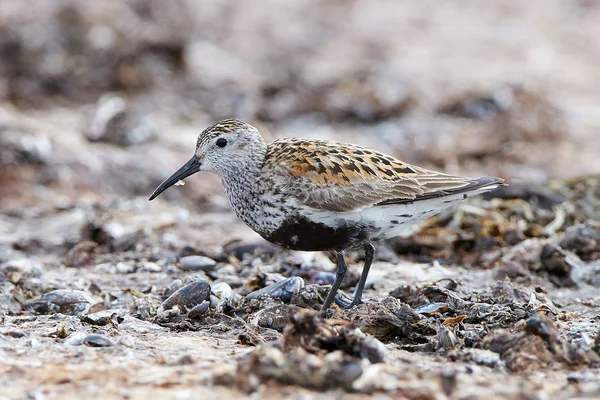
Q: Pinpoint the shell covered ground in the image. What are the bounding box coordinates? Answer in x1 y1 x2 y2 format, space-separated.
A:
1 1 600 399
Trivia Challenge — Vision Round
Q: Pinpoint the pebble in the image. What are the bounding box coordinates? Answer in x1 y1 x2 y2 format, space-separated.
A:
567 371 598 383
28 289 94 315
0 259 44 283
437 325 460 353
30 338 44 350
185 273 209 283
65 332 87 346
119 315 168 333
466 348 502 368
352 363 401 392
188 301 210 319
140 261 162 272
0 281 25 314
87 95 157 146
116 262 135 274
81 309 121 326
165 264 181 274
118 335 136 348
211 282 233 300
95 263 112 272
84 333 115 347
560 223 599 256
159 280 211 313
210 282 240 311
179 256 217 272
0 327 26 338
246 277 305 303
167 279 183 293
251 304 294 331
209 294 219 309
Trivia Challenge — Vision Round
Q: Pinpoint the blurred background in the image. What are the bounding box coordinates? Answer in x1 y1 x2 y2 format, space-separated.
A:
1 0 599 212
2 2 600 397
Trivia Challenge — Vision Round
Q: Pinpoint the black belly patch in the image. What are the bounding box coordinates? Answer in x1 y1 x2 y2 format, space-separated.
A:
265 215 370 251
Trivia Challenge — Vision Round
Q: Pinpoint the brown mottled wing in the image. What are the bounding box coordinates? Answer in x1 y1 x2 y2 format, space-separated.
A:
263 138 491 212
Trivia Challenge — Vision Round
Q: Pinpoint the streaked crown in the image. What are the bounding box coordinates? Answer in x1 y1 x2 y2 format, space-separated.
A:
196 119 254 149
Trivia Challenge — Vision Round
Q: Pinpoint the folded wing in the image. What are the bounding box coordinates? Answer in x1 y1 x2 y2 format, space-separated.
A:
264 138 504 212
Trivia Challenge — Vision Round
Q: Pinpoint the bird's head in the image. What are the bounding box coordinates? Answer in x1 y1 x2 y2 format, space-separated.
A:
149 119 266 200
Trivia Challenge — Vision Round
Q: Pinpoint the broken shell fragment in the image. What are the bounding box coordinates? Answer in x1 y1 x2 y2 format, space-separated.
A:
247 277 305 303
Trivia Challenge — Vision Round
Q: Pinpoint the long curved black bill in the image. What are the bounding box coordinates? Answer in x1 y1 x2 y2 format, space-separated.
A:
149 155 201 200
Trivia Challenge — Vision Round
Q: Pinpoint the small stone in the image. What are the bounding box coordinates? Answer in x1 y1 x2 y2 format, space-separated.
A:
94 263 112 272
0 129 53 166
28 289 94 316
159 280 211 313
81 310 120 326
116 262 135 274
0 283 23 315
540 244 576 287
87 94 157 146
0 327 26 338
210 282 240 312
251 304 294 331
466 348 502 367
185 273 209 283
559 224 599 259
64 241 98 268
172 354 194 366
179 256 217 272
83 333 115 347
352 363 401 392
118 335 136 348
246 277 305 303
0 259 43 283
167 279 183 293
119 315 168 333
209 294 219 309
140 261 162 272
188 301 210 319
211 282 233 299
437 324 460 353
30 338 44 350
65 332 87 346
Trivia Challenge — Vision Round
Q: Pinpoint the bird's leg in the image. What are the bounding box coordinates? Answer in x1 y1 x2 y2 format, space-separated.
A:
318 251 348 318
346 243 375 308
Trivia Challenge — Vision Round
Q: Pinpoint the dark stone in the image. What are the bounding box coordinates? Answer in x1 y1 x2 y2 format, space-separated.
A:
559 224 600 261
188 301 210 319
160 280 211 312
540 244 577 287
28 289 93 316
83 333 115 347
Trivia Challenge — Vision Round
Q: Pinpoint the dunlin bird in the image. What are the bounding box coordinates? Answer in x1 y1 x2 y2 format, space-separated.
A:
150 119 504 316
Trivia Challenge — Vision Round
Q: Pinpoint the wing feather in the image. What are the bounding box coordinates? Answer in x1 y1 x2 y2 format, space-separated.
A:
264 139 503 212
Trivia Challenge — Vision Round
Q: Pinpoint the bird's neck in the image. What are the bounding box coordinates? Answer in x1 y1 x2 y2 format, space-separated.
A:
219 140 266 192
219 143 274 232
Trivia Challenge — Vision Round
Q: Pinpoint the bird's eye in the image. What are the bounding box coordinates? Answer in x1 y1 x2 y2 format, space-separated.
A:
216 138 227 148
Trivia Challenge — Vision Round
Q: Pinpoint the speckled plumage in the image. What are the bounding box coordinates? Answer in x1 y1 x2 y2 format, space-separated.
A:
150 119 505 315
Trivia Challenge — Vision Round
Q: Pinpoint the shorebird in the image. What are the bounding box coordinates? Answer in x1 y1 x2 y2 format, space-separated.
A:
150 119 504 316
